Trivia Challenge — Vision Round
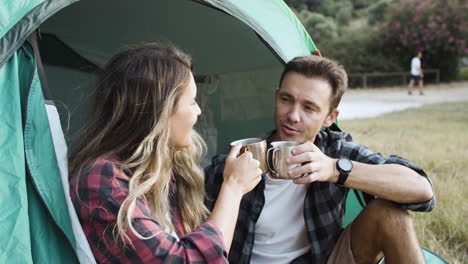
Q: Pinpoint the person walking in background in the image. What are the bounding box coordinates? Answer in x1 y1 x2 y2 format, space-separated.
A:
408 51 424 95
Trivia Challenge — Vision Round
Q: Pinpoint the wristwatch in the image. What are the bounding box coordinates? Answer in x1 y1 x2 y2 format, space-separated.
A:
336 158 353 186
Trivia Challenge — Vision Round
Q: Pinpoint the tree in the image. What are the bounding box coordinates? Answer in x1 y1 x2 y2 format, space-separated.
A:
318 0 354 25
368 0 394 25
380 0 468 80
351 0 372 9
283 0 308 10
283 0 321 11
298 10 339 44
321 29 402 87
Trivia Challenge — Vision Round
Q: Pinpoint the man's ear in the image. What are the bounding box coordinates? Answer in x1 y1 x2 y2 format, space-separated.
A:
275 88 279 98
323 108 339 127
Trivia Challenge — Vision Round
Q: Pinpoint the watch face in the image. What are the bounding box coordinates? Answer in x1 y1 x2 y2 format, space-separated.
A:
338 159 353 172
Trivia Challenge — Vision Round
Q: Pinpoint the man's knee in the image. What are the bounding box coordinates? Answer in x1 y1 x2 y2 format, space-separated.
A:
350 200 421 263
363 199 413 232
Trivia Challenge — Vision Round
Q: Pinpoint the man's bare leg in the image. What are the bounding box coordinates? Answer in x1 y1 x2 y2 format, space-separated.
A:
349 199 425 264
408 80 414 95
418 79 424 95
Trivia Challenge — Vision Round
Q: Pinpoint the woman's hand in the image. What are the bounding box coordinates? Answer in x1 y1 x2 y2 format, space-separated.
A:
208 144 262 251
223 144 262 195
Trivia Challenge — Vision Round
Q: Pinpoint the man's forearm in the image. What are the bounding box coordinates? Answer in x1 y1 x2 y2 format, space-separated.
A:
344 162 433 204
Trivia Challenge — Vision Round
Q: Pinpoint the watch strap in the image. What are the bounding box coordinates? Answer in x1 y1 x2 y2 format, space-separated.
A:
336 169 349 186
336 159 352 186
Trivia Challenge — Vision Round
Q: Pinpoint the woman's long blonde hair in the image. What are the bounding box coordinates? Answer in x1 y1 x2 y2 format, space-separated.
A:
69 43 208 243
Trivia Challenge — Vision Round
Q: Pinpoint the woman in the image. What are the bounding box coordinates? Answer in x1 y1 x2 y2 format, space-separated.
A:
69 43 261 263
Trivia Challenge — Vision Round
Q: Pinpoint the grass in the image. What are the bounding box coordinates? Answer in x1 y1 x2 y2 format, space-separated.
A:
459 68 468 81
339 101 468 264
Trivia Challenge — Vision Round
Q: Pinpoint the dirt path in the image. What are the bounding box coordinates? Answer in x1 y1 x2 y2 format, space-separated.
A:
338 81 468 120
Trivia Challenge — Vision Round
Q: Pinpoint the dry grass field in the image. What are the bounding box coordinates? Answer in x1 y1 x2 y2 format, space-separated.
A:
340 101 468 263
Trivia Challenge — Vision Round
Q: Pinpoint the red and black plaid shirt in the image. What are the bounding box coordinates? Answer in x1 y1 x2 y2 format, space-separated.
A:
70 156 228 263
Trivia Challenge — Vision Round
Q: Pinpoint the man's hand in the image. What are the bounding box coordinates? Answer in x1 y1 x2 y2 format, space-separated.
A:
286 142 339 184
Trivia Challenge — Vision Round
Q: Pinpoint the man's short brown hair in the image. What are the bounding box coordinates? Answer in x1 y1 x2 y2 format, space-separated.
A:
279 55 348 112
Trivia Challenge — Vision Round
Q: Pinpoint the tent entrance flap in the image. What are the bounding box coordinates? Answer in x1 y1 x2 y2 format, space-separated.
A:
0 40 78 263
39 0 294 156
1 0 313 263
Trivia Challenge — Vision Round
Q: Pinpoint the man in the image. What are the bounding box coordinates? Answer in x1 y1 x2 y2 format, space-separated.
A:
205 55 435 264
408 51 424 95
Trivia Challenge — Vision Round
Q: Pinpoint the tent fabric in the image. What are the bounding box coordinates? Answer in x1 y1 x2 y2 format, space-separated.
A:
0 0 78 69
0 41 78 263
37 0 315 75
202 0 317 62
1 2 317 263
45 102 96 263
343 190 365 227
421 249 449 264
36 0 318 154
0 38 34 264
22 43 78 263
380 249 449 264
24 33 76 249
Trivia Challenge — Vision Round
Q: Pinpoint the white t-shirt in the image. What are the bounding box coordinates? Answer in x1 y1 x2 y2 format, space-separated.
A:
250 174 310 264
411 57 421 76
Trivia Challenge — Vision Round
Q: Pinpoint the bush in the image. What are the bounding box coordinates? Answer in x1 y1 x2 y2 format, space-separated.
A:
299 10 339 44
459 67 468 80
379 0 468 81
320 30 402 87
351 0 372 9
283 0 308 11
284 0 321 12
318 0 354 25
368 0 394 25
336 2 354 25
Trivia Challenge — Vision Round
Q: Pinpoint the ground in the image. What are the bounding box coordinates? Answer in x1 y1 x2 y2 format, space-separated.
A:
338 81 468 120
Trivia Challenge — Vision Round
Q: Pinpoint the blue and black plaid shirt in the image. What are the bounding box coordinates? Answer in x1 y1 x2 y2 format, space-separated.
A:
204 128 435 264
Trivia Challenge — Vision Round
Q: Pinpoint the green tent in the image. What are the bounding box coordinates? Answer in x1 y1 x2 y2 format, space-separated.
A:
0 0 317 263
0 0 447 263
